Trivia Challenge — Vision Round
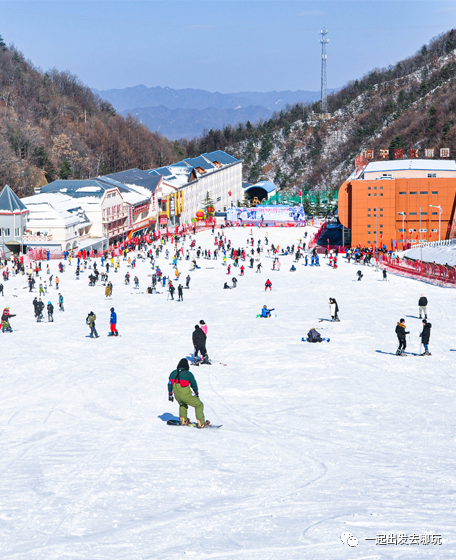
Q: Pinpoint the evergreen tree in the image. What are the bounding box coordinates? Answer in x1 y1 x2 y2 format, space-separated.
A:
59 158 71 179
0 35 7 51
201 190 215 217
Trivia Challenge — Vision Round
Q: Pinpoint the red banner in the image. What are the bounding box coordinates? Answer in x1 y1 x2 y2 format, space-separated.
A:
394 148 404 159
409 149 418 158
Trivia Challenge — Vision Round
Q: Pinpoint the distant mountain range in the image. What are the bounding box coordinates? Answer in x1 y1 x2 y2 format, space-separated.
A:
92 85 335 139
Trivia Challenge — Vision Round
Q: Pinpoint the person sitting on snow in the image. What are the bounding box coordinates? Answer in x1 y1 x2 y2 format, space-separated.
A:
223 282 231 289
261 305 274 318
307 328 323 343
290 264 296 271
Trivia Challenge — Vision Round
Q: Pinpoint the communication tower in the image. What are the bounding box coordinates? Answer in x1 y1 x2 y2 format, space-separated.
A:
319 27 329 114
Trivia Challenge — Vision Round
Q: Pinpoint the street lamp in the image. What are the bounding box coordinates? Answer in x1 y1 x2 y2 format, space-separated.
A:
429 204 443 242
397 212 406 246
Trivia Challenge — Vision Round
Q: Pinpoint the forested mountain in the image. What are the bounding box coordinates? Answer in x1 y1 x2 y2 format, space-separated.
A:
182 29 456 193
0 39 178 197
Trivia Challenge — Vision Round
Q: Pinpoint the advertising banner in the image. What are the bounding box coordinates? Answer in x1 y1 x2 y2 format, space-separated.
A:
226 205 306 224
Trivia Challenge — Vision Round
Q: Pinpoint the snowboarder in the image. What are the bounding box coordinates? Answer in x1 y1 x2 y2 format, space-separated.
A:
58 293 64 311
265 279 272 291
306 328 323 343
86 311 99 338
419 319 432 355
395 318 409 356
177 284 184 301
329 298 340 321
223 282 231 289
1 307 15 332
356 270 363 281
290 264 296 271
260 305 274 318
47 301 54 322
192 324 210 365
418 294 428 319
382 269 387 281
134 276 139 288
256 262 262 273
36 298 45 322
109 307 118 336
168 358 210 428
186 275 191 289
232 277 238 288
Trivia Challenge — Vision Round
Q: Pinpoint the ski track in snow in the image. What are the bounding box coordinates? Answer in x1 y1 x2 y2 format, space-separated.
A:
1 226 456 559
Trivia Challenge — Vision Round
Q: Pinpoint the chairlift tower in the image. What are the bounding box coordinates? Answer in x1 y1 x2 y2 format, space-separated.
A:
319 27 329 115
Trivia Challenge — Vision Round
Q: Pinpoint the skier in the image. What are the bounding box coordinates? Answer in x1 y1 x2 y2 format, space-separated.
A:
109 307 119 336
125 272 130 285
134 276 139 288
47 301 54 322
58 293 64 311
0 282 3 296
86 311 100 338
329 298 340 322
240 265 245 276
256 262 262 273
192 324 210 365
356 270 363 281
260 305 274 318
418 294 428 319
186 275 191 289
419 319 432 356
395 318 409 356
168 358 210 428
177 284 184 301
1 307 15 332
265 279 272 291
169 283 175 300
382 269 387 281
36 298 45 322
232 277 238 288
306 328 323 343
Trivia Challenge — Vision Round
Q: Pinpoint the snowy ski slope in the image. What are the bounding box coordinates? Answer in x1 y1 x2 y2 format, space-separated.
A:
1 226 455 559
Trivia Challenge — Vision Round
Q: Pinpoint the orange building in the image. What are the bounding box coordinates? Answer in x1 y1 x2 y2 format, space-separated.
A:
338 160 456 248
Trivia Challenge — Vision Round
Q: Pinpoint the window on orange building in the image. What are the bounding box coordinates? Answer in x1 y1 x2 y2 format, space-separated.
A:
380 186 383 190
410 191 417 195
374 187 377 190
380 194 383 196
431 212 438 215
431 229 438 232
399 192 406 195
431 191 438 194
420 191 428 195
380 208 383 211
421 212 427 215
368 187 371 190
380 214 383 217
367 214 371 217
410 212 417 215
427 173 436 178
368 194 371 197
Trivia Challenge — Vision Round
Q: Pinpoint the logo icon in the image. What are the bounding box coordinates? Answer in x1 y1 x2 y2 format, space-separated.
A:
341 532 358 547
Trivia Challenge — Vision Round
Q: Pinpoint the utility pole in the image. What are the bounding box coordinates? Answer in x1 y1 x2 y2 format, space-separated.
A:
320 27 329 114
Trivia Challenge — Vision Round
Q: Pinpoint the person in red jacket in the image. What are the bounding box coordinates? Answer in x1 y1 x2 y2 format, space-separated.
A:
240 265 245 276
265 279 272 291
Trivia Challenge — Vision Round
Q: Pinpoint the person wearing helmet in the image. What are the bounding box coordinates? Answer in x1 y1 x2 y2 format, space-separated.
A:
47 301 54 322
168 358 210 428
109 307 118 336
395 318 410 356
306 327 323 342
1 307 15 332
86 311 99 338
261 305 274 318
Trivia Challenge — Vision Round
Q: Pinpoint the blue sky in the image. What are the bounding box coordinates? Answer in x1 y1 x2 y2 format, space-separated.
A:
1 1 456 93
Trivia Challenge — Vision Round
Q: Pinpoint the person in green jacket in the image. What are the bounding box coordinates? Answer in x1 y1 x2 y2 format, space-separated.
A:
168 358 210 428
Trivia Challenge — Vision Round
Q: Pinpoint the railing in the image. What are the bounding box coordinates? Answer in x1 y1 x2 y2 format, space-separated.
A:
409 238 456 250
379 255 456 287
23 234 53 242
308 221 327 249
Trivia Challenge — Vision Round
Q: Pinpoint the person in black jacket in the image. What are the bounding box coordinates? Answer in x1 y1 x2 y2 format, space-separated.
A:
395 318 410 355
419 319 432 355
418 294 428 319
192 324 210 365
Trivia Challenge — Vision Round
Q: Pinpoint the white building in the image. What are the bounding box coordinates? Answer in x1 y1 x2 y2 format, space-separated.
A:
22 192 93 253
149 150 243 224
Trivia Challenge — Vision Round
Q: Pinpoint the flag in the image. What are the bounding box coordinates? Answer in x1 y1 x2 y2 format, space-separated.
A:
440 148 450 158
394 148 404 159
409 149 418 158
365 149 374 159
299 190 302 196
425 148 435 158
380 149 388 159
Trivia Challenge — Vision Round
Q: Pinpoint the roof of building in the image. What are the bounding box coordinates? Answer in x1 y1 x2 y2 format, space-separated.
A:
103 170 162 194
363 159 456 173
244 180 277 194
22 192 90 228
145 150 240 190
0 184 29 214
41 178 131 199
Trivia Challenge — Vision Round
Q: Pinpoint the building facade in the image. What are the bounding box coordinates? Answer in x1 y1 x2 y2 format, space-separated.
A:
0 184 29 258
338 160 456 248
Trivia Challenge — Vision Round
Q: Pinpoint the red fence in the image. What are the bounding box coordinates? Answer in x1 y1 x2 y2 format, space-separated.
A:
380 255 456 287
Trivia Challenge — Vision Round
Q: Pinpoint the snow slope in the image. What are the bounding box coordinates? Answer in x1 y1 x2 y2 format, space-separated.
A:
403 242 456 266
1 227 455 559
